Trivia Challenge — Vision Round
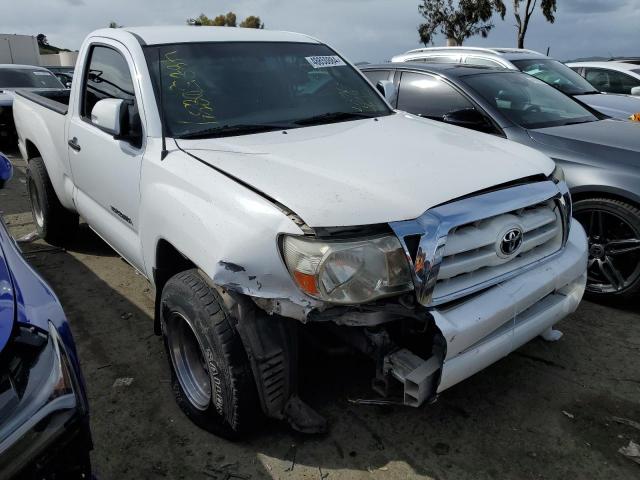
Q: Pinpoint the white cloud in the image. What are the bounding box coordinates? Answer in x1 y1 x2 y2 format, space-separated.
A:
1 0 637 63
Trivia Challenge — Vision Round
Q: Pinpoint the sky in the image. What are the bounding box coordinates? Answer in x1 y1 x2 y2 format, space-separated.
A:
1 0 639 62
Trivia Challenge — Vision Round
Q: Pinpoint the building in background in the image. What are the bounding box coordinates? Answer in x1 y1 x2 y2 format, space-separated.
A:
40 51 78 67
0 34 40 65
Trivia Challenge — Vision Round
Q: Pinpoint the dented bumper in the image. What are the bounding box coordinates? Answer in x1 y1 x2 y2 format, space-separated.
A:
436 218 587 393
385 219 587 405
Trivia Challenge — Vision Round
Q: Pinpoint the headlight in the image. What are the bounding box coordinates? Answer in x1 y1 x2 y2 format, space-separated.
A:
550 164 565 184
281 234 413 304
0 323 77 444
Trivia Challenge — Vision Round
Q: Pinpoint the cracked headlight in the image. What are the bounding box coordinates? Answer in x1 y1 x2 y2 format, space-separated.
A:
281 234 413 304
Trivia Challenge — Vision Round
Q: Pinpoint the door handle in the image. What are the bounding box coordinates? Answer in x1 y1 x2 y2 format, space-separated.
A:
68 137 81 152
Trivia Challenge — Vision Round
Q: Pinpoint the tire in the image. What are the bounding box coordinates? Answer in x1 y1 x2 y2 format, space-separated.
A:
26 157 78 244
160 269 260 439
573 197 640 298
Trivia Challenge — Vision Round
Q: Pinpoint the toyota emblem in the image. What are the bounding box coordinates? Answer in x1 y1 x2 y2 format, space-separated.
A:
500 227 523 256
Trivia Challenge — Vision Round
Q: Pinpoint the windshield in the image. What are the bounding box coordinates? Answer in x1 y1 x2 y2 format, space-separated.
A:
144 42 391 138
0 69 63 89
462 72 599 129
512 59 598 95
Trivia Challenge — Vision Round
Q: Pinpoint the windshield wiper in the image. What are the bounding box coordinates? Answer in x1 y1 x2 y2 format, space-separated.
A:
177 123 294 140
294 111 379 126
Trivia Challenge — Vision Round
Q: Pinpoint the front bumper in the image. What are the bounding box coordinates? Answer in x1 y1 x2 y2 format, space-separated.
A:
0 325 92 479
384 219 587 406
435 218 587 393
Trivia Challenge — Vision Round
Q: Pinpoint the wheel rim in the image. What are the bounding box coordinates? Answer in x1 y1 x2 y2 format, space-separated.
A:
574 208 640 294
165 312 212 411
28 178 44 229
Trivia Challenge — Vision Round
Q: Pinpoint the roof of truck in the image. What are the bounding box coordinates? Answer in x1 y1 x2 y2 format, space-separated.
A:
118 26 320 46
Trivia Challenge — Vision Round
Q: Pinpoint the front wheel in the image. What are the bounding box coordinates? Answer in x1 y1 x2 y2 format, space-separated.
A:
160 269 260 439
573 198 640 298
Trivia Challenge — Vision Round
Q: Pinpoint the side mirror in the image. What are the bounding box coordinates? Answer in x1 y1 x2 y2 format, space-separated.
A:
442 108 494 133
631 86 640 96
376 80 398 104
91 98 125 136
0 153 13 189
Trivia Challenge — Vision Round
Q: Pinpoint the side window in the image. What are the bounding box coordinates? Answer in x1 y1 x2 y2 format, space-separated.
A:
397 72 474 118
585 68 640 94
464 57 503 68
82 45 136 120
362 70 392 85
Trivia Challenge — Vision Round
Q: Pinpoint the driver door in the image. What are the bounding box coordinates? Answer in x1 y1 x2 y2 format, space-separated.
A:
67 41 146 270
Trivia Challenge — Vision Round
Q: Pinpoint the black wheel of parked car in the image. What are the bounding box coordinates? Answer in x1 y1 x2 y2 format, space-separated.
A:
160 269 260 439
573 198 640 298
26 156 78 244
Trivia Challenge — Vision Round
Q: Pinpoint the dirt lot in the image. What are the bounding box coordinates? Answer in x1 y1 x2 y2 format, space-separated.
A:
1 152 639 480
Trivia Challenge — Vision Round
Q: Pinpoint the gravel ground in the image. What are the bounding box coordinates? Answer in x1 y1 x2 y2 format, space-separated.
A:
1 152 639 480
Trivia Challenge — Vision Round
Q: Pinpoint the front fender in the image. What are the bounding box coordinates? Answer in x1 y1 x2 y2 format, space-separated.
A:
138 147 319 311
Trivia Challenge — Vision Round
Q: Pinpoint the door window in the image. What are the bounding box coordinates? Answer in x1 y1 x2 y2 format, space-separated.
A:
397 72 474 119
362 70 392 85
584 68 640 94
82 45 136 120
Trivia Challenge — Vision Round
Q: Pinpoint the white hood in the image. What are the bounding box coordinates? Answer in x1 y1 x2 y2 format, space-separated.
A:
180 113 554 227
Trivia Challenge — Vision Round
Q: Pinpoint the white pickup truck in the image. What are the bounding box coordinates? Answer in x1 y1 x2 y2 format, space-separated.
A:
13 26 588 438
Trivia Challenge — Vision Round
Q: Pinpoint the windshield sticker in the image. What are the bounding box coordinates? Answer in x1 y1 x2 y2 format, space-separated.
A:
305 56 347 69
33 71 53 76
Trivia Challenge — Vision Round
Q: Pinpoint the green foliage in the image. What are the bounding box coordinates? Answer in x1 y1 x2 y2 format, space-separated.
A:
187 12 263 29
239 16 264 29
417 0 506 46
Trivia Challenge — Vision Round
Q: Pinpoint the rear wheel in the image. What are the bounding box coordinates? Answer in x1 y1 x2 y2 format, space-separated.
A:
160 269 260 439
26 157 78 244
573 198 640 298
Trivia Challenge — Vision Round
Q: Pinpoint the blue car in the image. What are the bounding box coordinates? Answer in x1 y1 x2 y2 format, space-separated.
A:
0 153 92 478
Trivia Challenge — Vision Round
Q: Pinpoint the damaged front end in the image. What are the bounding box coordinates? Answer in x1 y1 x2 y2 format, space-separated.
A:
207 178 585 432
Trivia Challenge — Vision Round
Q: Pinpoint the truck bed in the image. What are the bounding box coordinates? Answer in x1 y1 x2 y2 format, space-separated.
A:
14 89 70 115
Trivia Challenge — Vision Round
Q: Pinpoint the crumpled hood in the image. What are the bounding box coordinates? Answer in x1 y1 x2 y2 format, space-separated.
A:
0 240 15 353
575 92 640 120
529 119 640 168
180 113 554 227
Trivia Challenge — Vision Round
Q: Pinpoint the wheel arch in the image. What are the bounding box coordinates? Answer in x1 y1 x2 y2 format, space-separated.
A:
570 185 640 210
152 238 197 334
24 139 42 160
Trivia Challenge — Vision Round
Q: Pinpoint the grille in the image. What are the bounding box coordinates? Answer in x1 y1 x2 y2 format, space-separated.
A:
432 200 563 302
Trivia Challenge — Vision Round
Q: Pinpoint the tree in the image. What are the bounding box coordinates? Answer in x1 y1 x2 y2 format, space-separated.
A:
239 16 264 29
511 0 556 48
417 0 506 46
225 12 237 27
188 12 264 29
36 34 48 46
